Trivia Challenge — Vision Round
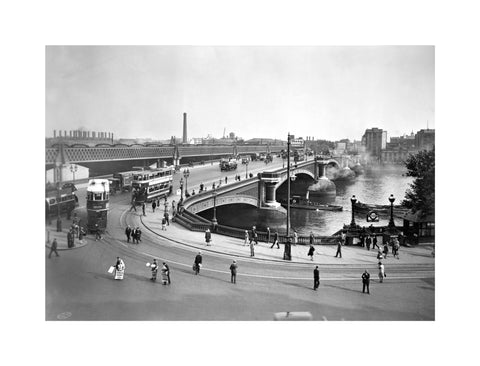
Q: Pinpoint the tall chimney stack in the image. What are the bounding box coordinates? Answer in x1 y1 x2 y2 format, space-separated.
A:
183 112 187 144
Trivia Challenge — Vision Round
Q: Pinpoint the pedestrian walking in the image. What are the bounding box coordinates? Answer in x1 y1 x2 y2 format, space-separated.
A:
125 225 132 243
161 217 167 231
136 227 142 242
230 260 237 284
362 270 370 294
95 224 102 241
113 257 125 280
293 230 298 245
366 235 372 251
225 176 228 184
194 252 202 275
309 231 315 245
164 211 170 225
271 230 280 249
244 230 249 246
205 228 212 246
150 259 158 281
78 226 85 243
163 262 171 284
393 238 400 259
142 202 146 216
131 227 137 244
383 242 389 258
313 266 320 290
161 263 169 285
252 227 258 245
335 239 342 258
172 200 176 211
378 261 385 283
266 227 271 244
152 200 157 212
250 239 255 257
372 235 379 249
48 238 59 258
308 245 315 261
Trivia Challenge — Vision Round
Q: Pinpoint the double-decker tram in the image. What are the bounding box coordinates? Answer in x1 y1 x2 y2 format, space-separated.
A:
86 179 110 233
131 166 173 203
45 185 78 217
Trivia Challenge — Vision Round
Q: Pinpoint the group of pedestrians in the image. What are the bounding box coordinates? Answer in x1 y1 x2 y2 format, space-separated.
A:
125 225 142 243
149 259 171 285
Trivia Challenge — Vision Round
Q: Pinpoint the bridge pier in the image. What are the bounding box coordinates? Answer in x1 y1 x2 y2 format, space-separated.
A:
259 173 281 208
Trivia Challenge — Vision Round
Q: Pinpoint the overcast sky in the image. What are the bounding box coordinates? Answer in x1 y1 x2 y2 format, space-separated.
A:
46 46 434 141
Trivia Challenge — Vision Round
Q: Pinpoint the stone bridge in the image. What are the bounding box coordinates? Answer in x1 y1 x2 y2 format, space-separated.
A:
183 157 346 214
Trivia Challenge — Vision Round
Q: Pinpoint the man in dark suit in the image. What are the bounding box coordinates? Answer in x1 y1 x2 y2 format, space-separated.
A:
313 266 320 290
362 270 370 294
229 260 238 284
194 252 203 275
48 238 59 258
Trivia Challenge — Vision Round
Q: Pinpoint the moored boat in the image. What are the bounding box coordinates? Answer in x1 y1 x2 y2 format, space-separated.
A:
279 197 343 211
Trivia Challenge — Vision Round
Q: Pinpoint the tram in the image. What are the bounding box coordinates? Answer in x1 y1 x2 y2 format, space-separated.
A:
86 179 110 233
45 185 78 217
131 166 173 203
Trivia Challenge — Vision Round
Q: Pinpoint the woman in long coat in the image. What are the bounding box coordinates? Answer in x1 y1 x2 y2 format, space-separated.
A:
378 261 385 283
307 245 315 261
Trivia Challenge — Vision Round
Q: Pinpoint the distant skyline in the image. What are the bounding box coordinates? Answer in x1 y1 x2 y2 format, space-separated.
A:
46 46 434 142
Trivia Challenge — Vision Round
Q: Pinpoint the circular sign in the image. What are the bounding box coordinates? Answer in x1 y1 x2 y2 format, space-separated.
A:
367 211 379 222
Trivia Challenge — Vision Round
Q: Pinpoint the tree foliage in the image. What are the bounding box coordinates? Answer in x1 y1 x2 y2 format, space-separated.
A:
402 148 435 216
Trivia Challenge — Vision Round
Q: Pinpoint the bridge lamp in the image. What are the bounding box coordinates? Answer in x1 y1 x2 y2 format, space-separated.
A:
388 194 395 228
179 178 184 201
183 168 190 194
212 189 218 230
350 195 357 227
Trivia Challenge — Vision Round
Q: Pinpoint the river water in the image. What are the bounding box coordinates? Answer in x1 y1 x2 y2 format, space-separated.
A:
200 165 413 236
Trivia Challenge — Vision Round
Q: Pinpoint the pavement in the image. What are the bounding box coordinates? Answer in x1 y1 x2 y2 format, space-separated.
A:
134 196 435 267
45 219 89 251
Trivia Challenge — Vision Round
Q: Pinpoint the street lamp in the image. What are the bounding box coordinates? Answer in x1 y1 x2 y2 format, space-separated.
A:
350 195 357 227
70 164 78 185
183 168 190 195
245 160 249 179
211 188 218 231
286 133 292 238
179 178 184 201
388 194 395 227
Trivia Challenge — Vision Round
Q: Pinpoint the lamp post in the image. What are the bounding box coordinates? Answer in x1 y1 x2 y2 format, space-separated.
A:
245 160 249 179
286 133 291 238
179 178 184 201
183 168 190 195
212 188 218 231
388 194 395 228
350 195 357 227
70 164 78 185
55 163 62 232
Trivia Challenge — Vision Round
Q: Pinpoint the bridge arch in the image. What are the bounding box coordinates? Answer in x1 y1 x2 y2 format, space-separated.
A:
185 194 259 214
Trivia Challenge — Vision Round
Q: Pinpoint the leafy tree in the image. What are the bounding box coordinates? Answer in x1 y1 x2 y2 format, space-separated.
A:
402 148 435 216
